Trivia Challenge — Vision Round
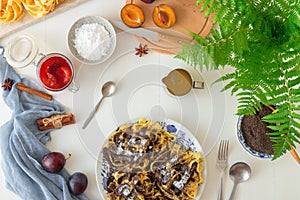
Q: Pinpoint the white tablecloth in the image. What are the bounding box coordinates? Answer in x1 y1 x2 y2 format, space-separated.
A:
1 0 299 199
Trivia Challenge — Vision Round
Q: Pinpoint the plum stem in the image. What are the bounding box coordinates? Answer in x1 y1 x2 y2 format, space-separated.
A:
66 153 72 160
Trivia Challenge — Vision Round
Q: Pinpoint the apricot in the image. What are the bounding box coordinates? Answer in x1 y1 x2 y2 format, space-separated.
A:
152 4 176 29
121 4 145 28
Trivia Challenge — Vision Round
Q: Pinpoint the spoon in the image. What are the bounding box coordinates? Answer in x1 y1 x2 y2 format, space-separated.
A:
228 162 251 200
82 81 116 129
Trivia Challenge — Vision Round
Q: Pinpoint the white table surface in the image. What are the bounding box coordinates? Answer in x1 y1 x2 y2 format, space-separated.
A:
1 0 300 200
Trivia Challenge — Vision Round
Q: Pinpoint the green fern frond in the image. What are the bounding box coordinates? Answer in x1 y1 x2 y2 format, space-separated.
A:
291 112 300 119
177 0 300 160
291 95 300 103
188 31 208 45
292 105 300 111
291 120 300 129
286 68 300 79
263 88 300 159
288 78 300 88
237 101 261 115
268 124 290 131
174 43 213 71
262 110 290 123
196 0 220 19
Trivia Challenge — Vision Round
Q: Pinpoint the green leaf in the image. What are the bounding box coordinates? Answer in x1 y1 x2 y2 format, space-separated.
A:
291 95 300 103
262 110 290 121
267 130 287 136
287 78 300 88
188 31 208 45
272 144 287 160
267 124 289 131
197 0 209 11
291 112 300 119
221 81 236 92
290 87 300 95
263 117 291 124
291 120 300 129
292 105 300 111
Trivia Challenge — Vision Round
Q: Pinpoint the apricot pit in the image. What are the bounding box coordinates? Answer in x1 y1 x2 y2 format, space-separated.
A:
152 4 176 29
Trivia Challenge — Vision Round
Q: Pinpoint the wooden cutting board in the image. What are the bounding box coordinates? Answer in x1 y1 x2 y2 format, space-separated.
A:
0 0 88 39
126 0 214 54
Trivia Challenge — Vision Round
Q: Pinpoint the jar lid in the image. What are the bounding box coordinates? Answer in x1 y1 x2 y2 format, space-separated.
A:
5 34 38 68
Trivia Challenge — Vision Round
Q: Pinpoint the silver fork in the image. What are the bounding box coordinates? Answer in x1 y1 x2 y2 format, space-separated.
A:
216 140 229 200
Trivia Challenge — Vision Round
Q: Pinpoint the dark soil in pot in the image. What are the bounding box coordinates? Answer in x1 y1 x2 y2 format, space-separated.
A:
241 105 275 155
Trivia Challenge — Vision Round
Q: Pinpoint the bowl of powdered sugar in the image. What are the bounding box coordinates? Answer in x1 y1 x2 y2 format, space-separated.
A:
68 16 116 64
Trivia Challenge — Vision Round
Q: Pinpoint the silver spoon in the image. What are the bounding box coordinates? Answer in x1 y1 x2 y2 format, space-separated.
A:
82 81 116 129
228 162 251 200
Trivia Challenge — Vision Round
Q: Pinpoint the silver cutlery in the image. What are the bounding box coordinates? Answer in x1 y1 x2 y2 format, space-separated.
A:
229 162 251 200
82 81 116 129
216 140 229 200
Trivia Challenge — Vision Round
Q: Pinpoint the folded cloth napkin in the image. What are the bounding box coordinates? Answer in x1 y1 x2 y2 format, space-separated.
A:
0 55 89 200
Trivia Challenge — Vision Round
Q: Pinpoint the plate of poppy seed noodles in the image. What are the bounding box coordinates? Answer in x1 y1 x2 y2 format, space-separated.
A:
96 118 206 200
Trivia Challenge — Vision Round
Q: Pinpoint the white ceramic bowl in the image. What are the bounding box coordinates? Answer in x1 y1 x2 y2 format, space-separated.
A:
67 16 116 64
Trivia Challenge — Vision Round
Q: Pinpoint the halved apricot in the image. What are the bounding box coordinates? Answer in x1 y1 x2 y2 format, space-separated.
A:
152 4 176 29
121 4 145 28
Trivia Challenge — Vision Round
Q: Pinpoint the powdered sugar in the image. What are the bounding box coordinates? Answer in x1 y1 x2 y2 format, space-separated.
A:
73 23 111 61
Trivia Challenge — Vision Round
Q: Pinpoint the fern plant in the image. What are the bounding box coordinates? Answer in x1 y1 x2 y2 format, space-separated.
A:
176 0 300 160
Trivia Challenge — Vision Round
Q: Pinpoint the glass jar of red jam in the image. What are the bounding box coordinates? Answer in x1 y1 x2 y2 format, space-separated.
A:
36 53 76 92
1 34 79 92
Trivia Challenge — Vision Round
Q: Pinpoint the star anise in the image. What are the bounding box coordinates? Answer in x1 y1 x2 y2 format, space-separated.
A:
2 78 14 91
135 43 149 57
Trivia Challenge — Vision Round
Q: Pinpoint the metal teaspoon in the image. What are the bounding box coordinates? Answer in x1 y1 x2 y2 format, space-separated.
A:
82 81 116 129
228 162 251 200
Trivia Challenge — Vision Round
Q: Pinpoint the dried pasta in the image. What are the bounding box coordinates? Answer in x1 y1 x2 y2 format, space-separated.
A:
102 118 205 200
0 0 64 24
0 0 25 24
21 0 64 17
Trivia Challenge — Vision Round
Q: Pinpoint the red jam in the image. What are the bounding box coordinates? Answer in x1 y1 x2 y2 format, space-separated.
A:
39 56 73 90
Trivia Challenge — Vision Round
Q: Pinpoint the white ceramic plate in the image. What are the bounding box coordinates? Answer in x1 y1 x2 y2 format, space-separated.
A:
96 119 207 200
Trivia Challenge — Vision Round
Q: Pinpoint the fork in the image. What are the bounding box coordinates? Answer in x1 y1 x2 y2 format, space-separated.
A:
216 140 229 200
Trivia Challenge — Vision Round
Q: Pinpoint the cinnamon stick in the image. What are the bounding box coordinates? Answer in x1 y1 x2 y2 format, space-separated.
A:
38 120 75 131
37 113 74 125
37 113 75 131
16 83 52 100
37 116 72 126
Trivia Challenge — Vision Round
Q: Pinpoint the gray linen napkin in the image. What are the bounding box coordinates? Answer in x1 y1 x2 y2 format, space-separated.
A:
0 55 89 200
